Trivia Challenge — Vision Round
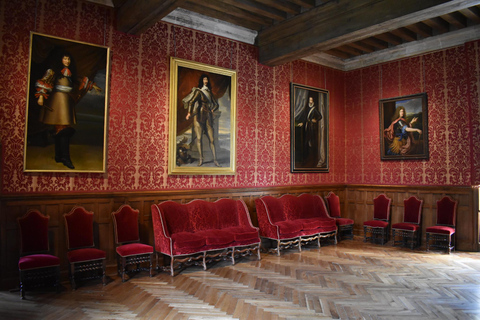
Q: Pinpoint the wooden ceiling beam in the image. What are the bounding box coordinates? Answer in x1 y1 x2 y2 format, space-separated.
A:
116 0 187 34
348 41 376 53
423 17 450 33
221 0 288 22
257 0 479 66
184 0 272 27
255 0 301 15
374 32 403 46
336 45 364 56
324 48 351 59
390 27 417 41
287 0 315 9
442 12 468 28
459 6 480 23
362 37 389 49
405 22 433 38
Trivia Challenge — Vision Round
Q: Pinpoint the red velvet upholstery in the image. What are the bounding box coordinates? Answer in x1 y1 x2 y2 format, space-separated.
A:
435 196 457 226
64 206 106 289
325 192 354 240
373 194 391 221
392 196 423 249
403 196 423 224
112 204 140 243
325 192 341 218
64 207 95 249
426 196 457 253
67 248 106 263
363 194 392 245
111 205 154 281
116 243 154 257
255 193 337 255
18 210 50 254
17 210 60 299
152 198 260 275
18 254 60 270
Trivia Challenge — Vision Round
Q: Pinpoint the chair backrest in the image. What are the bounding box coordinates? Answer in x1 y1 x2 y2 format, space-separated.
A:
403 196 423 224
436 196 457 227
373 194 392 221
64 206 95 250
112 204 140 244
18 209 50 255
325 192 341 218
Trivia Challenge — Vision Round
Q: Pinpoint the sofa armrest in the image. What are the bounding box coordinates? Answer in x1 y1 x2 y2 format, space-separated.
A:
236 199 259 231
255 198 279 239
151 204 173 256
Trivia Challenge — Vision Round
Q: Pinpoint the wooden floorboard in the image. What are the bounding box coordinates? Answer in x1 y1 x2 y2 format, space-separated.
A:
1 238 480 319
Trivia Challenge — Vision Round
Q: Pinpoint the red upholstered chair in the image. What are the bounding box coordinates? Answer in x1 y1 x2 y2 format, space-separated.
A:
325 192 354 240
363 194 392 245
426 196 457 254
112 205 154 282
392 196 423 249
17 210 60 299
64 206 106 289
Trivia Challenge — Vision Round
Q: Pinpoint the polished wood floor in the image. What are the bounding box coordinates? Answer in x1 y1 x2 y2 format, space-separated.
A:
2 238 480 320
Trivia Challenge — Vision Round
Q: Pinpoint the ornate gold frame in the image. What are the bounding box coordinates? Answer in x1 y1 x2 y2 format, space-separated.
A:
168 57 237 175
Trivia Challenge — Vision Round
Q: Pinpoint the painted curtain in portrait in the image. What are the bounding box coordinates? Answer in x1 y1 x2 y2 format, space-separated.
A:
290 83 329 172
380 93 428 160
24 32 110 172
168 57 237 175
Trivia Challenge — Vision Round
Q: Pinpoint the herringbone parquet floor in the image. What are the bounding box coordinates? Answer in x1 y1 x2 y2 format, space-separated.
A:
2 238 480 320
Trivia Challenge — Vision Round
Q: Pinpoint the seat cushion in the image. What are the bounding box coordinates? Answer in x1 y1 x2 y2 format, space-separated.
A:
363 220 389 228
226 227 259 242
18 254 60 270
116 243 153 257
67 248 106 263
275 220 303 235
426 226 455 235
172 232 205 250
392 222 419 231
197 230 234 246
335 218 354 226
300 218 336 231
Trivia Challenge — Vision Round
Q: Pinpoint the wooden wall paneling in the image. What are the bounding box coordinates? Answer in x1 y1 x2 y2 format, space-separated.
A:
0 184 478 290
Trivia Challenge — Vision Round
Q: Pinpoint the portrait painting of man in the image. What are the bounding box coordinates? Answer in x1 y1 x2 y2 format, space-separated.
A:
290 83 329 173
169 58 237 175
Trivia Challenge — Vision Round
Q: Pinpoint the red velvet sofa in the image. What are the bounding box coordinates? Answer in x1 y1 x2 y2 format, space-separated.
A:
255 193 337 255
151 198 261 275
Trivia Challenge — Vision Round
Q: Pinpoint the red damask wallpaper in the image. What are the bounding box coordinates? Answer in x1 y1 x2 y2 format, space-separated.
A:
345 44 480 186
0 0 479 194
0 0 345 193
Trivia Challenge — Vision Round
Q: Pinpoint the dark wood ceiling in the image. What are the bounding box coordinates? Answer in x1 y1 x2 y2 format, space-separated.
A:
109 0 480 67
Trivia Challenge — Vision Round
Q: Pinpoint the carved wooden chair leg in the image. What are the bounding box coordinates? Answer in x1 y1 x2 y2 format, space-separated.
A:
70 263 76 290
231 247 236 265
102 260 107 286
149 254 154 277
277 240 281 256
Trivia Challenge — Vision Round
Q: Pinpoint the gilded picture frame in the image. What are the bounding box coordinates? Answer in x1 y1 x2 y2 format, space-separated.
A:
379 93 429 160
24 32 110 172
168 57 237 175
290 83 329 173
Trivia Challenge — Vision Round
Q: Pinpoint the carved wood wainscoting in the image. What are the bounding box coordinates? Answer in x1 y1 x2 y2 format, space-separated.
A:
344 185 479 253
0 184 478 289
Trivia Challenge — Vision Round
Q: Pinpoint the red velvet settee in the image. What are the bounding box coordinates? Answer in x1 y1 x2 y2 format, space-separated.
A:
151 198 261 275
255 193 337 255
